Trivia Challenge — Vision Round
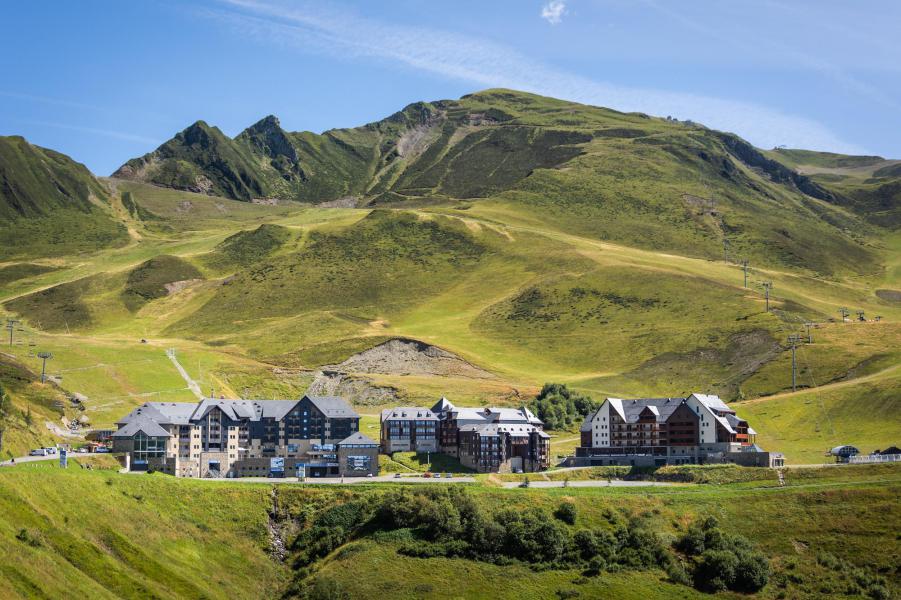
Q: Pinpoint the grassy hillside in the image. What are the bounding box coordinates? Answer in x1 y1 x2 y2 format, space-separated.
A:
0 355 68 458
0 464 284 599
113 90 885 278
769 148 901 229
0 90 897 466
0 136 129 259
0 462 897 599
1 185 897 463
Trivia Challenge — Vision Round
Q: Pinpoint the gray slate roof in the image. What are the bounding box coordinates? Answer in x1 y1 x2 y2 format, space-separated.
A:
381 407 438 422
338 432 378 446
112 416 171 438
305 395 358 418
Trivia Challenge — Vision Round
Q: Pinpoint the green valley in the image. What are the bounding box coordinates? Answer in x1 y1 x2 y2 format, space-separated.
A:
0 87 898 599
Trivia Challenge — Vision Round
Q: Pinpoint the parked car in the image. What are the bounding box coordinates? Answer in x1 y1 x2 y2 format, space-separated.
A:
29 448 47 456
95 447 110 453
43 447 57 455
76 448 88 453
445 472 453 478
422 472 433 478
393 473 402 478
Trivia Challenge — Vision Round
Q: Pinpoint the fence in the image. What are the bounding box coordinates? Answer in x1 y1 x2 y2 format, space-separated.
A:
848 454 901 464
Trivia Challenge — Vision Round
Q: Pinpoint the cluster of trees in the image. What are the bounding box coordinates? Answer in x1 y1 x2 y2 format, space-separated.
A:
286 489 771 597
676 516 770 593
529 383 597 431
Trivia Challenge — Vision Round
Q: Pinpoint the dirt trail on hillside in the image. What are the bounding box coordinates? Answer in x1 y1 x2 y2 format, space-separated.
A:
734 363 900 406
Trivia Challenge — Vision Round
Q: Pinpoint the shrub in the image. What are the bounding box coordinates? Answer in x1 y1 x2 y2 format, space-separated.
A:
586 555 607 576
15 528 42 547
732 549 771 592
554 502 577 525
665 559 693 586
693 549 739 592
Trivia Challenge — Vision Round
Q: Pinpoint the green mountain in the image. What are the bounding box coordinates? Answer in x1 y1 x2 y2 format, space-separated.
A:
113 90 886 277
0 136 128 260
1 89 898 468
768 148 901 229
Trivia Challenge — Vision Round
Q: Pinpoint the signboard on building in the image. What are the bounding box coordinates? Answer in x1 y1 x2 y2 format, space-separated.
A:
346 455 371 472
270 457 285 474
59 448 67 469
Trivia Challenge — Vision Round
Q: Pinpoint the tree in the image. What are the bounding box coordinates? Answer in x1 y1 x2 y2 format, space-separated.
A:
530 383 597 430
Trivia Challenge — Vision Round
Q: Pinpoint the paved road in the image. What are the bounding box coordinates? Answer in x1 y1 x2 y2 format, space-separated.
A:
0 454 58 467
501 480 678 489
180 474 478 485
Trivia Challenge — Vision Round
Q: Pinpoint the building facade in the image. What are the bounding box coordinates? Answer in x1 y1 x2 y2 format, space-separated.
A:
112 395 374 478
380 398 550 473
574 393 783 468
380 407 438 454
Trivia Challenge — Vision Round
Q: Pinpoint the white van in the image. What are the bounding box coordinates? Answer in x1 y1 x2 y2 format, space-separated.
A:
29 448 48 456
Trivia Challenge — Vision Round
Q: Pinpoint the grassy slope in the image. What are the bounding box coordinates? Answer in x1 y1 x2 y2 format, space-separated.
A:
0 462 897 599
286 466 901 600
114 90 883 278
768 148 901 229
0 355 69 458
0 179 897 462
0 136 129 260
0 464 284 599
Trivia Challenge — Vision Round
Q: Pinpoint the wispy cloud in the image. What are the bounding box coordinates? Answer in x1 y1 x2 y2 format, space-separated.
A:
0 90 105 112
22 120 162 145
541 1 566 25
204 0 865 153
641 0 900 111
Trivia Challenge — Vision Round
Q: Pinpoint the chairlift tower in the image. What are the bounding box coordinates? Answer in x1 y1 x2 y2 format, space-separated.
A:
741 259 749 288
838 307 849 322
5 318 19 346
856 310 866 322
37 351 52 384
804 322 814 344
761 282 773 312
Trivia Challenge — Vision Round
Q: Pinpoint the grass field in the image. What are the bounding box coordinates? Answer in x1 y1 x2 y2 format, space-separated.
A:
0 460 897 599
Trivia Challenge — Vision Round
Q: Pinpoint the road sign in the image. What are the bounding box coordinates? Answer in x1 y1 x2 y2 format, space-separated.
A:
59 448 67 469
296 463 306 480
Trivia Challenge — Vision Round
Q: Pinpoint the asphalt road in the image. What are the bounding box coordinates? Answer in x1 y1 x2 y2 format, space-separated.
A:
501 480 678 488
0 454 58 466
184 474 478 485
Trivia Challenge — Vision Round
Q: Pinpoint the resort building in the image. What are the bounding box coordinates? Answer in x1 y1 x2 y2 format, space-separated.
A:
379 407 439 454
111 395 378 478
574 393 783 468
380 398 550 473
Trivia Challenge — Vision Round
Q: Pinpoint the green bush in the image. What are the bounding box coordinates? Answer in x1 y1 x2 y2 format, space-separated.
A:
554 501 577 525
694 549 739 592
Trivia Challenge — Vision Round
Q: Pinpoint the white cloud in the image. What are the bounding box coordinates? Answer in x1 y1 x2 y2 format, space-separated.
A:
22 120 162 145
541 1 566 25
205 0 866 154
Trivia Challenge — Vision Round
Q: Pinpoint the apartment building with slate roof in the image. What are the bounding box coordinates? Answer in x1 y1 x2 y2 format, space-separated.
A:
380 397 550 473
575 393 783 468
112 394 378 478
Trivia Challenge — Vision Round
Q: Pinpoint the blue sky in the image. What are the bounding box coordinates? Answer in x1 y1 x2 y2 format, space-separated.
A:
1 0 899 175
